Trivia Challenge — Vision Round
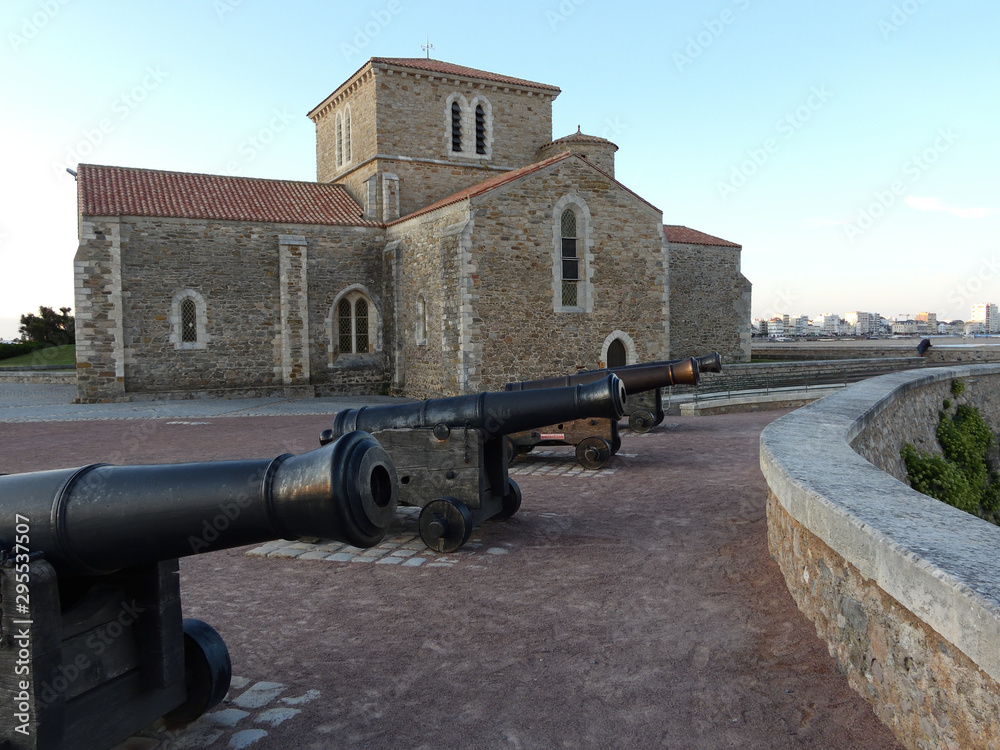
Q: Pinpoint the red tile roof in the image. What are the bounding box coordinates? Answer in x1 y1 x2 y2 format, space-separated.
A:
663 225 741 248
370 58 560 92
77 164 377 227
542 128 618 151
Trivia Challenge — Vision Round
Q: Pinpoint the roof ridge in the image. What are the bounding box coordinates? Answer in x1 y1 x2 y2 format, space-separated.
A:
77 163 335 189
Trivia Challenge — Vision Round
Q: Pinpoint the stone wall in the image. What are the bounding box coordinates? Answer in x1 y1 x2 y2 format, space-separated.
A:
464 158 670 393
74 218 126 402
370 65 555 171
668 241 751 362
313 68 376 184
754 343 1000 364
761 366 1000 749
386 202 471 399
74 216 388 402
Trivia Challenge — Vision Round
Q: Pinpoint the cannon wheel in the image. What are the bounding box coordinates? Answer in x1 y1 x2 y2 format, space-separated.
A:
495 479 522 521
611 432 622 455
576 436 612 470
628 409 655 434
164 618 232 725
419 497 473 553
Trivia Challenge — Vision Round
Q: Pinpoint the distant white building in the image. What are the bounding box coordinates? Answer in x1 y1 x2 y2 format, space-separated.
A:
814 313 842 335
845 311 881 336
969 303 999 333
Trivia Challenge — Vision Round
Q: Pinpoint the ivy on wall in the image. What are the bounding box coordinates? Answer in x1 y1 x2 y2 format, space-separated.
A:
901 379 1000 525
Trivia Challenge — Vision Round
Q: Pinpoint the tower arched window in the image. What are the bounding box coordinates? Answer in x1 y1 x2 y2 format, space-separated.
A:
561 209 579 308
335 113 343 167
475 105 486 155
451 101 462 153
343 107 352 163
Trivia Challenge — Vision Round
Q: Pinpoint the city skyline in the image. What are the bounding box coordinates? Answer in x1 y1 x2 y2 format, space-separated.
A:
2 1 998 341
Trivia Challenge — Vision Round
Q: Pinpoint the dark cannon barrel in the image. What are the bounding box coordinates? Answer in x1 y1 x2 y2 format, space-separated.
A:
0 430 397 575
330 374 626 440
505 357 701 394
615 352 723 375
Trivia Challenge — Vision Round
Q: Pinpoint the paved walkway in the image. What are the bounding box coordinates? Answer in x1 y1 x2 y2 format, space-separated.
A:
0 385 903 749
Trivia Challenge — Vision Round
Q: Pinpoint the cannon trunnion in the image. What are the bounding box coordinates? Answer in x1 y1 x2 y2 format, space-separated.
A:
323 376 626 552
0 431 398 750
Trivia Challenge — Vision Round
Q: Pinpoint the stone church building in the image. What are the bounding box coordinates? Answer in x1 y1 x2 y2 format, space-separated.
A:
73 58 751 403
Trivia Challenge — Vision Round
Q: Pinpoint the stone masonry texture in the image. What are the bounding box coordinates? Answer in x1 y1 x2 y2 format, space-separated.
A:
75 58 750 402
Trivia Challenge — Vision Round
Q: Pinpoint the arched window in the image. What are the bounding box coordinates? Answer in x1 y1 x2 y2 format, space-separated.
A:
335 113 343 167
451 101 462 153
607 339 627 368
343 106 352 163
334 291 376 356
171 289 208 349
552 195 593 312
475 105 486 155
415 294 427 345
561 209 579 308
181 298 197 343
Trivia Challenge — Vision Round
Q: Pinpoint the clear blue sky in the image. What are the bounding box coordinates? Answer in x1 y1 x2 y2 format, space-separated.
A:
2 0 998 340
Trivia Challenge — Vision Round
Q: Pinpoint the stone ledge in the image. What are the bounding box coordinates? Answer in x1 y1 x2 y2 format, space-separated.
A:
760 364 1000 749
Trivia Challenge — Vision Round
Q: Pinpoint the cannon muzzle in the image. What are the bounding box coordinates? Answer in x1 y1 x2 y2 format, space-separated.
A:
0 430 397 575
505 357 703 394
614 352 722 376
328 374 626 441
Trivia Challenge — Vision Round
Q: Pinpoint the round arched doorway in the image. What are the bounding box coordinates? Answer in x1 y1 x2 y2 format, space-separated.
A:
607 338 627 368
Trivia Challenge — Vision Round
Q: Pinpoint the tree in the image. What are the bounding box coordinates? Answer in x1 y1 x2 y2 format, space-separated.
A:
19 306 75 345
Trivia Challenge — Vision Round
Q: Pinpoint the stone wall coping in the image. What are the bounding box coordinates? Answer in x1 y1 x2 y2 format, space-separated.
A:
760 364 1000 684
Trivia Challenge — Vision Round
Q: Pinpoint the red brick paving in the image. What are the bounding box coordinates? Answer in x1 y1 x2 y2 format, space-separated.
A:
0 410 903 749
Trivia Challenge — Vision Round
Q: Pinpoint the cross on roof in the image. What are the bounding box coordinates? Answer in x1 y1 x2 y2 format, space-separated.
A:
422 36 434 59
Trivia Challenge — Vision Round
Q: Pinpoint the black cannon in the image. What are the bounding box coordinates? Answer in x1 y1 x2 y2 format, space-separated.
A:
322 375 626 553
505 354 720 433
0 431 397 750
502 355 719 468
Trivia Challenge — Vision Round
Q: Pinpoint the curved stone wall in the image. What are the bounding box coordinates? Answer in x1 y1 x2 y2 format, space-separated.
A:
761 365 1000 749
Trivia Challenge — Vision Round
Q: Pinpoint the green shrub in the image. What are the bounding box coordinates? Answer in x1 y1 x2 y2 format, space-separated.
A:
0 341 46 361
902 401 1000 524
951 378 966 396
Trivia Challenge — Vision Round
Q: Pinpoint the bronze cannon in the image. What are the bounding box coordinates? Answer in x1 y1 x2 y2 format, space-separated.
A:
503 354 722 468
0 431 397 750
322 375 626 552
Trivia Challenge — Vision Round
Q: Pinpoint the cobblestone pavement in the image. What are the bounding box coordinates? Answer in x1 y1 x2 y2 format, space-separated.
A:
0 386 904 749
